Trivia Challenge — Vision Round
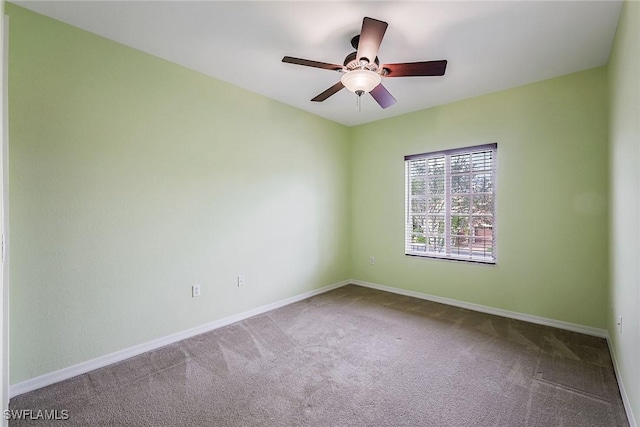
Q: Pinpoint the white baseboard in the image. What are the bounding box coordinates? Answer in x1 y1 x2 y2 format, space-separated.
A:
10 278 619 406
9 279 350 398
607 336 638 427
351 279 608 338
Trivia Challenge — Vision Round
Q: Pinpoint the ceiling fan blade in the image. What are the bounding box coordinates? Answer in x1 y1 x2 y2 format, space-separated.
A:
382 60 448 77
370 83 396 109
356 17 388 65
282 56 343 72
311 81 345 102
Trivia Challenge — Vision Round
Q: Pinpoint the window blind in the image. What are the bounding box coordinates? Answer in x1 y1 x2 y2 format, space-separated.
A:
405 143 497 264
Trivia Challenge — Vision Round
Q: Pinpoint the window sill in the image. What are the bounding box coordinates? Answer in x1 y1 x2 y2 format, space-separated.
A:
405 252 496 265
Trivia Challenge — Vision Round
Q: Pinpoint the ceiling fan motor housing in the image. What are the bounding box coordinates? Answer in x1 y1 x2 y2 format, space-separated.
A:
343 51 380 72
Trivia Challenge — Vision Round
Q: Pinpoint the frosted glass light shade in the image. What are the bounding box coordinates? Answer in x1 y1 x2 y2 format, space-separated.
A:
340 69 381 94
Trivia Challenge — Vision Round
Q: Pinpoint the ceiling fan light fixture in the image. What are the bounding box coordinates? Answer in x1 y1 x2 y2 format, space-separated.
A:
340 69 381 95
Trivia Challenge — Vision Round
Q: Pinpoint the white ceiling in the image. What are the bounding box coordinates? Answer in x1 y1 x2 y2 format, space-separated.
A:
15 1 622 127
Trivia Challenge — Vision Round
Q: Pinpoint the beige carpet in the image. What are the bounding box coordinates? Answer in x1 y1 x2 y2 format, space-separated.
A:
10 285 629 426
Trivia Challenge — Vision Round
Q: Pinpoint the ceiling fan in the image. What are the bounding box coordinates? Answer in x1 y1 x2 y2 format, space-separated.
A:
282 17 448 109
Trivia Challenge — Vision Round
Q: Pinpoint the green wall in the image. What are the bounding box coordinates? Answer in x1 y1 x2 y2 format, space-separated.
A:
7 1 625 400
349 67 609 328
7 4 350 383
608 0 640 423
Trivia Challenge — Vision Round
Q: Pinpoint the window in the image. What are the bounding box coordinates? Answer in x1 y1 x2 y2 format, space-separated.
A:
405 144 497 264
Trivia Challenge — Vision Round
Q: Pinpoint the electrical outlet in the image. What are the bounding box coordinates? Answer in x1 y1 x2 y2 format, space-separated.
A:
192 284 201 298
237 275 245 287
370 256 375 265
617 315 623 334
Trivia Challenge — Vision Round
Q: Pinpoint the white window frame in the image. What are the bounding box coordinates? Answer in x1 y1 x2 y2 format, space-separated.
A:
404 143 497 264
